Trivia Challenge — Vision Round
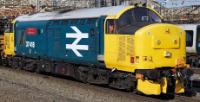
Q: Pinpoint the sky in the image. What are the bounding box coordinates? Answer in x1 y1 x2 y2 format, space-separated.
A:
154 0 200 8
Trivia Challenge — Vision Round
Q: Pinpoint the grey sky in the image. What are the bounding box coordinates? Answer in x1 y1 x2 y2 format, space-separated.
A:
154 0 200 8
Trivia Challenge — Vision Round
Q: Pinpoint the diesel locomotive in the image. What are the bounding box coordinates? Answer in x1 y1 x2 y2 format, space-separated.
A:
1 5 192 97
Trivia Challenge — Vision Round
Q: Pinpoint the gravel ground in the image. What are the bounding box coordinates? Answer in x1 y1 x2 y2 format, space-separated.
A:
0 66 200 102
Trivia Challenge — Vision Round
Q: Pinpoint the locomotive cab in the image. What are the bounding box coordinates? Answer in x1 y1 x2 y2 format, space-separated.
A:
104 6 187 95
105 7 163 72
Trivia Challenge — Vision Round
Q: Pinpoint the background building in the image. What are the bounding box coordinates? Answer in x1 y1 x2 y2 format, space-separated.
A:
0 0 200 23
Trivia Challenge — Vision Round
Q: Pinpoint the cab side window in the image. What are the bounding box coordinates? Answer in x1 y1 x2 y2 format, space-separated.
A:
186 30 193 47
106 7 162 35
106 19 116 34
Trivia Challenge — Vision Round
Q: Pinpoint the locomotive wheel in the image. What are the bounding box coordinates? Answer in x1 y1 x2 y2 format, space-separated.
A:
109 72 136 91
74 66 89 83
87 68 109 85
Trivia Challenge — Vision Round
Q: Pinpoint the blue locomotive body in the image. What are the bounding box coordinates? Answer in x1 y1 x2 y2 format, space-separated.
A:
15 17 105 65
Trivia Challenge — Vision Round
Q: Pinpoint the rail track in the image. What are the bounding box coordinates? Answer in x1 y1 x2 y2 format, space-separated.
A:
0 66 200 102
192 68 200 74
190 68 200 89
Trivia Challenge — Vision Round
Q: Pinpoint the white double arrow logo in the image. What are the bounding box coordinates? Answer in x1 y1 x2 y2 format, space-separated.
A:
66 26 89 57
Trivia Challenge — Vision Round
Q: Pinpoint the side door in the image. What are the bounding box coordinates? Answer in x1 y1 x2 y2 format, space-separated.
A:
104 19 135 72
46 20 63 60
15 27 26 56
98 16 106 58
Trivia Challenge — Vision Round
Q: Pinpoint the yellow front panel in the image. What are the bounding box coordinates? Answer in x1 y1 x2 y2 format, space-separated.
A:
134 24 186 69
4 33 15 56
104 24 185 71
104 35 135 72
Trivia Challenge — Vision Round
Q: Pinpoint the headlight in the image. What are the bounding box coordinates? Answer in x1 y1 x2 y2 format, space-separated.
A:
164 51 172 58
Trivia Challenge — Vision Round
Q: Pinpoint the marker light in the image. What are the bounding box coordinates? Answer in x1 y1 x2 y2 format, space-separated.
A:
135 56 139 63
130 57 134 64
26 28 38 35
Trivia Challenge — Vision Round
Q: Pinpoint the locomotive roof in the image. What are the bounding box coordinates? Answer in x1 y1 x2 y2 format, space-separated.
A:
15 6 128 22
